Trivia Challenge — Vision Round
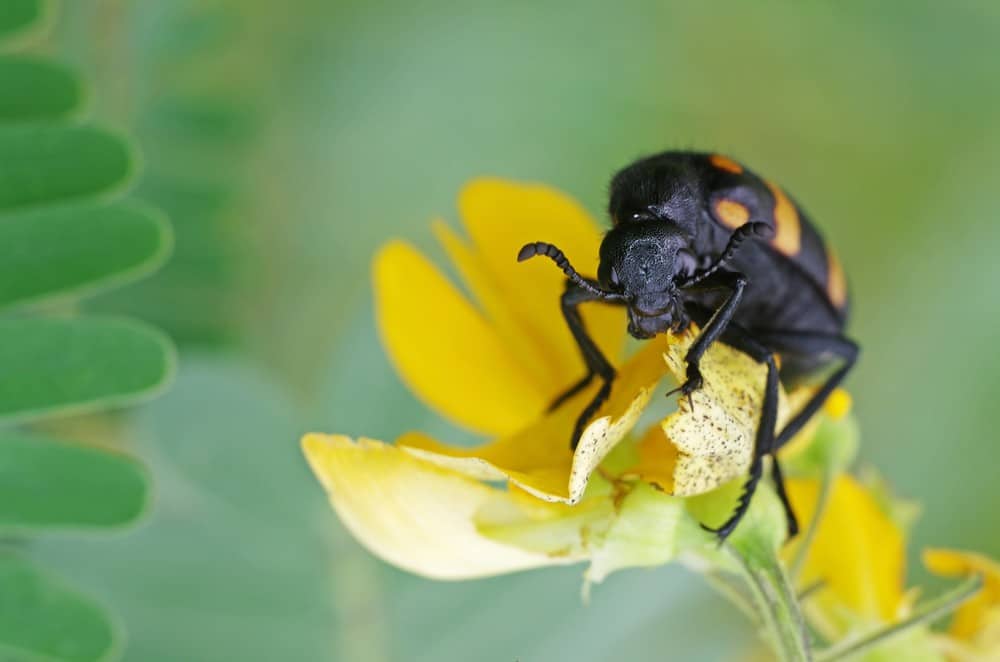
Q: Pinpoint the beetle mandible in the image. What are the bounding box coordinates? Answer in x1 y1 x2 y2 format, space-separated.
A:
518 151 858 542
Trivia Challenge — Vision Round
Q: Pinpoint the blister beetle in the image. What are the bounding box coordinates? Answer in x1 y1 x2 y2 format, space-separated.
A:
518 151 858 542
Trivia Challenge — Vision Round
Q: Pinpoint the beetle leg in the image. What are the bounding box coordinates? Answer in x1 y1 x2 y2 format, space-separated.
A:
751 330 859 451
547 371 595 412
670 270 748 400
558 281 618 450
688 315 789 542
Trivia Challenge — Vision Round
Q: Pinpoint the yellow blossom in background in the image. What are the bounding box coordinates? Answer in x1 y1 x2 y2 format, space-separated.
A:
925 549 1000 661
783 470 1000 661
302 178 812 582
784 473 908 639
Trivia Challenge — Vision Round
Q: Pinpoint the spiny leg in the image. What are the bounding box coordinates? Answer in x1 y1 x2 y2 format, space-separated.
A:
670 270 748 400
684 307 787 542
704 341 781 541
560 281 617 450
548 371 595 413
752 330 859 451
771 455 799 538
516 242 625 446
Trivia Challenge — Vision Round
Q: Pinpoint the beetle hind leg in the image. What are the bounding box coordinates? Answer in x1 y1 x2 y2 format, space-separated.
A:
686 309 796 543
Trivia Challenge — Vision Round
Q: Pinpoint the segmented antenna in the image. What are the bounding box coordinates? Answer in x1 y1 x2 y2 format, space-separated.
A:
680 222 771 287
517 242 623 300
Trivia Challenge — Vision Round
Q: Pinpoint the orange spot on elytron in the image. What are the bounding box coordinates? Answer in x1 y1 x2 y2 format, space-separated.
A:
827 248 848 308
709 154 743 174
714 199 750 229
764 181 802 256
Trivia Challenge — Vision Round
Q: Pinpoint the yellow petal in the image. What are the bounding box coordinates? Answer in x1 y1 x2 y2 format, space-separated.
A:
924 548 1000 642
434 220 559 393
301 433 583 579
374 240 547 435
457 178 626 386
398 337 670 504
628 424 679 493
659 327 793 497
474 484 617 558
785 475 906 624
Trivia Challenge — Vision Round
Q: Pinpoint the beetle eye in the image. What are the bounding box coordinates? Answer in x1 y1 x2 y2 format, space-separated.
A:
609 266 621 287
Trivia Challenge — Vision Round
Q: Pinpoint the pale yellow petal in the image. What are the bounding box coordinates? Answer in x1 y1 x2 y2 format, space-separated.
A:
374 241 547 435
457 178 626 386
398 337 670 503
474 485 616 558
301 433 582 579
786 476 905 624
924 548 1000 642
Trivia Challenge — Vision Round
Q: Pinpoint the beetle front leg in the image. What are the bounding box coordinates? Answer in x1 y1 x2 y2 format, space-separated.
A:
669 271 748 402
558 281 618 450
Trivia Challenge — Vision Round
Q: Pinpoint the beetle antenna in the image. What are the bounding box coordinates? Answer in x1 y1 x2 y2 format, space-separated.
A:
679 222 772 287
517 242 623 300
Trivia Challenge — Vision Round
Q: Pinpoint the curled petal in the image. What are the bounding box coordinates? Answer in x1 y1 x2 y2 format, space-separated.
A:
924 548 1000 643
398 337 670 504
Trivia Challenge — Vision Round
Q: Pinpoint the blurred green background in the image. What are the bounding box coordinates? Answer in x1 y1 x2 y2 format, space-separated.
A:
19 0 1000 659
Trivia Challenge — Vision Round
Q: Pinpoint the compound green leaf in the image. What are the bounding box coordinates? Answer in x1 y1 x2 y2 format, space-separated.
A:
0 0 48 46
0 56 85 121
0 317 175 425
0 552 119 661
0 125 134 212
0 433 149 532
0 202 172 311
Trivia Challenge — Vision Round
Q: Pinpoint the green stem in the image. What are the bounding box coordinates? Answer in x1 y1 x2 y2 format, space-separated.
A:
729 544 813 662
815 574 983 662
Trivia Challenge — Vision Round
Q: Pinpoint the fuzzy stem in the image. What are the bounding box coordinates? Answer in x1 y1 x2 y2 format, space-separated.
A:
729 544 813 662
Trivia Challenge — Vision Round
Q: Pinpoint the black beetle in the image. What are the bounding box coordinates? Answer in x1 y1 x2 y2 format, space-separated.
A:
518 151 858 541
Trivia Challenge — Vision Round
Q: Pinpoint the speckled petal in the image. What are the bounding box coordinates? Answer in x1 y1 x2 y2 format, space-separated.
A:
660 327 793 497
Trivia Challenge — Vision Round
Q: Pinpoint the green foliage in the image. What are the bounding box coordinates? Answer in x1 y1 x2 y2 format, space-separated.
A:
0 553 119 662
0 317 174 423
38 360 340 661
0 0 48 46
0 433 148 531
0 56 83 121
0 125 133 210
0 203 170 311
0 4 173 661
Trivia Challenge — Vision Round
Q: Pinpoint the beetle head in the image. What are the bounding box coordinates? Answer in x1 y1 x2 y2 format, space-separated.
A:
598 222 696 338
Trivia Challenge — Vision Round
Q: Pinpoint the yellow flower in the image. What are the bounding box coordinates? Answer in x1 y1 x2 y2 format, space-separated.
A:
784 472 908 638
303 178 806 582
925 549 1000 660
785 469 1000 661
